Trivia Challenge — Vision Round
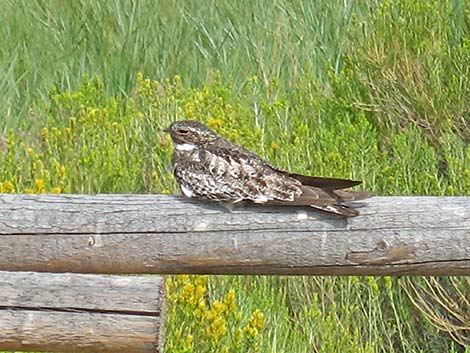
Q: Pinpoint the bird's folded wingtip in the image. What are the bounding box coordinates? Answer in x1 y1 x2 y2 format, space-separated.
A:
288 173 362 189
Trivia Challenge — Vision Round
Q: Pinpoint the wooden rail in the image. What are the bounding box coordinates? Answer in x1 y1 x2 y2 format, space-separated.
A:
0 194 469 276
0 271 165 353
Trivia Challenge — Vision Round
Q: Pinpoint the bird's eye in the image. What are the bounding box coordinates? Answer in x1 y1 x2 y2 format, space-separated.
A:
178 128 190 135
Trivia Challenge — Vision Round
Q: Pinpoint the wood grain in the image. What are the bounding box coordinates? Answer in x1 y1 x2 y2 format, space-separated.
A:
0 310 161 353
0 271 164 313
0 194 469 275
0 271 165 353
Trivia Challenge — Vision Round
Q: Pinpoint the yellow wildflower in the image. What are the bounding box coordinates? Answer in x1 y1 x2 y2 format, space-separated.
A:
40 128 49 141
213 300 226 315
34 179 45 193
1 181 15 193
27 146 35 155
207 316 227 342
207 117 223 129
184 334 193 347
59 165 67 178
367 276 379 294
249 309 265 330
181 282 195 304
223 289 237 312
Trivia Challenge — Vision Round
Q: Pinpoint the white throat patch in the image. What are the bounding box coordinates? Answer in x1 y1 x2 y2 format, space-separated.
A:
175 143 196 151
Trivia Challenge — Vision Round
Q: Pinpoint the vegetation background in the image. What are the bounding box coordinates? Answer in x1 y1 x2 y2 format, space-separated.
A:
0 0 469 352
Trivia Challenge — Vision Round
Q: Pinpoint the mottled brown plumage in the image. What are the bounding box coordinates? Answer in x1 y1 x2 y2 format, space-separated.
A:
165 120 373 216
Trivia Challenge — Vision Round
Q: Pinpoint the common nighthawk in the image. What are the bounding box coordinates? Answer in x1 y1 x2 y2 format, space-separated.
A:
165 120 373 217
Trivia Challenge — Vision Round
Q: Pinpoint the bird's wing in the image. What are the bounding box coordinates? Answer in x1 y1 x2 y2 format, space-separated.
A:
174 144 368 216
287 173 361 189
269 166 361 190
222 140 363 190
201 145 348 205
198 146 302 203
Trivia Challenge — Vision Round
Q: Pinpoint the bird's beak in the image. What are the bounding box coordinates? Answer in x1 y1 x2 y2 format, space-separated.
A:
163 127 170 133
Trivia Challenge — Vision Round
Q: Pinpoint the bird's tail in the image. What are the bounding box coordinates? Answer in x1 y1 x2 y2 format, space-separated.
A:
309 189 374 217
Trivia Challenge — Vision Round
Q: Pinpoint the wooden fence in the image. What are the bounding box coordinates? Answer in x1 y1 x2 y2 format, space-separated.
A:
0 194 469 352
0 271 164 353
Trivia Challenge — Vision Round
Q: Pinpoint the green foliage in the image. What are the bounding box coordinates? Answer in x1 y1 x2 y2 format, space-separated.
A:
166 275 264 353
1 72 468 352
3 72 469 198
0 0 469 352
0 77 172 194
2 0 468 133
345 0 470 143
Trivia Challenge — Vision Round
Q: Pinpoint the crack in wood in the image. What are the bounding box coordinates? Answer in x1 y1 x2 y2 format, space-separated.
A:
0 305 160 317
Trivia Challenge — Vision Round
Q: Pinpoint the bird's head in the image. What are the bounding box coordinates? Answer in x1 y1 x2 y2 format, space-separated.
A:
164 120 219 150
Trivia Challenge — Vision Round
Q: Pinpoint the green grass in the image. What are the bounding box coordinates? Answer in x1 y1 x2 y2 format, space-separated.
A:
0 0 469 352
3 0 467 131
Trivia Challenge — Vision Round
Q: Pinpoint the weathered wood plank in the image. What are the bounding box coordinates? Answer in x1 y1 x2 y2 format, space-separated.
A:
1 194 469 234
0 271 164 313
0 194 469 275
0 271 166 353
0 309 161 353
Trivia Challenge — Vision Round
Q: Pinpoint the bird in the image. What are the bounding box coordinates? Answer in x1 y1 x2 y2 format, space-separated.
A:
164 120 373 217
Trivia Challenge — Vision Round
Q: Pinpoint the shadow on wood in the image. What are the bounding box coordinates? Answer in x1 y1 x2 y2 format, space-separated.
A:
0 194 469 275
